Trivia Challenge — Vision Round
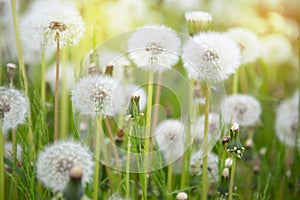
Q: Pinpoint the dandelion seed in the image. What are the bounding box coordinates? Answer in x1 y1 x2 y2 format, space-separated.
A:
36 140 94 192
155 120 185 166
0 87 29 134
72 75 125 118
182 32 241 82
128 25 181 72
275 92 299 148
226 27 259 64
190 150 219 182
221 94 261 126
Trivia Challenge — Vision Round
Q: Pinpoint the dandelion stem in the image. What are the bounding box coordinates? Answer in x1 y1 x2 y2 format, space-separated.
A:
54 32 60 141
93 116 102 200
180 79 195 189
143 70 154 200
297 37 300 138
233 68 239 94
167 158 173 200
228 156 236 200
202 84 210 200
0 122 4 200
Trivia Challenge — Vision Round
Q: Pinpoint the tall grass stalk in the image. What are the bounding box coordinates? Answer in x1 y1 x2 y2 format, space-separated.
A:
125 123 133 200
0 123 4 200
54 33 60 141
166 158 173 200
41 51 46 105
233 68 239 94
201 85 210 200
228 156 236 200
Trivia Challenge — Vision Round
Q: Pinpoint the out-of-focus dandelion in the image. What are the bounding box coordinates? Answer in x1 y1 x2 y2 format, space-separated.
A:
182 32 241 83
275 92 299 147
36 140 94 192
226 27 260 64
155 119 185 166
192 113 221 149
221 94 261 127
190 150 219 182
176 192 188 200
72 75 125 118
128 25 181 72
0 87 29 134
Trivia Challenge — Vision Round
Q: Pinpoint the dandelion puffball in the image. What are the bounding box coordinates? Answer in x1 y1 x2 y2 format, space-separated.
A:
36 140 94 192
182 32 241 82
128 25 181 72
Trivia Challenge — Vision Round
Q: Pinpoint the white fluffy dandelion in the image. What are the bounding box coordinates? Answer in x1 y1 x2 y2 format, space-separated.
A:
226 27 259 64
20 1 84 48
155 119 186 164
36 140 94 192
191 113 221 148
72 75 125 118
45 63 75 93
0 87 29 134
190 150 219 182
275 92 299 147
221 94 261 126
182 32 241 82
128 25 181 72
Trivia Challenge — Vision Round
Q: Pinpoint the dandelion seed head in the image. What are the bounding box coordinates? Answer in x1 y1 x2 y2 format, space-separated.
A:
0 87 29 134
182 32 241 82
226 27 259 64
155 120 185 164
36 140 94 192
190 150 219 182
221 94 261 126
128 25 181 72
176 192 188 200
72 75 125 118
275 92 299 148
185 11 213 23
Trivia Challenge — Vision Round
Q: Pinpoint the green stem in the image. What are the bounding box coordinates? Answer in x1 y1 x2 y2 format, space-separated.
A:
229 157 236 200
0 122 4 200
180 79 195 189
125 123 133 200
54 32 60 141
202 85 210 200
143 70 154 200
41 51 46 105
297 37 300 138
93 116 102 200
232 68 239 94
166 158 173 200
10 0 28 93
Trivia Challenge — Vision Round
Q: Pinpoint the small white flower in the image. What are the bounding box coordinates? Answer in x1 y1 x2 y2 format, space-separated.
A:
226 27 260 64
20 1 84 48
225 157 232 168
72 75 125 118
45 63 75 93
259 33 293 66
190 150 219 182
182 32 241 82
155 119 185 164
36 140 94 192
0 87 29 134
128 25 181 72
275 92 299 147
191 113 221 149
221 94 261 126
